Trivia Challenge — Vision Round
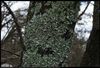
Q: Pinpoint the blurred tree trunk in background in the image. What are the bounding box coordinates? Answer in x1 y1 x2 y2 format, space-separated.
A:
80 1 100 67
68 35 86 67
67 1 92 67
1 1 27 67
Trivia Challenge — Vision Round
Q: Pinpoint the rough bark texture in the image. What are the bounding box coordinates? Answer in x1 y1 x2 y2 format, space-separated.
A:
80 1 100 67
23 1 80 67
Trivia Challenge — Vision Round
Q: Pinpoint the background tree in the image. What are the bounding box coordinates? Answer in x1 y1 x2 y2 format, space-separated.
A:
80 1 100 66
1 1 28 67
68 1 91 67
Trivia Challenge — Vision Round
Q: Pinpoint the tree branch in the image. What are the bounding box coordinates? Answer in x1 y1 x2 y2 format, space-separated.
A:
1 19 12 30
77 1 91 20
1 25 16 45
2 1 26 67
1 49 20 57
65 1 90 30
2 1 26 51
1 22 13 42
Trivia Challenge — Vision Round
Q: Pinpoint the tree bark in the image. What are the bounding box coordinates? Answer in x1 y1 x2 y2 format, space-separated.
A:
80 1 100 67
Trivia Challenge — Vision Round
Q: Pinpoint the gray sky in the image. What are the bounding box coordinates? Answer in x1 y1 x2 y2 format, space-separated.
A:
75 1 94 41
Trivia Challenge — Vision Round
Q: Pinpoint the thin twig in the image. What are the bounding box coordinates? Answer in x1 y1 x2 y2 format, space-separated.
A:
1 25 16 45
1 21 14 42
1 18 12 30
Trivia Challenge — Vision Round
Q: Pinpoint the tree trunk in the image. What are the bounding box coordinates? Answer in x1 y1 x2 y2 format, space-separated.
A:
80 1 100 67
23 1 80 67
